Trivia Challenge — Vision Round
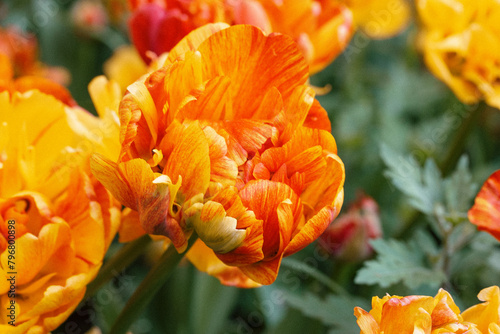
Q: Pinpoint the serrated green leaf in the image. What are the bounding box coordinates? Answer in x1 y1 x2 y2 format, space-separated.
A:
380 144 439 215
282 291 367 334
355 238 445 289
444 155 477 216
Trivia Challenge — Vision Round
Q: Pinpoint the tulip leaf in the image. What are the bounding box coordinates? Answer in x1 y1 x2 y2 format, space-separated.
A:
355 238 446 290
281 291 368 334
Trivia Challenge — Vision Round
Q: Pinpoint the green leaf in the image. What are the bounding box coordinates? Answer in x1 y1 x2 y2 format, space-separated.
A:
282 291 368 334
355 238 445 290
444 155 477 218
380 144 442 215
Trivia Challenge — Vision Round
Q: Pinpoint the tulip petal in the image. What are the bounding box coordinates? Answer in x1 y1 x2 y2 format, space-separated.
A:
118 208 147 243
468 170 500 241
379 296 434 333
163 121 211 199
186 239 260 288
462 286 500 334
354 307 380 334
180 76 232 121
197 25 308 119
167 23 230 64
239 180 301 258
239 255 283 285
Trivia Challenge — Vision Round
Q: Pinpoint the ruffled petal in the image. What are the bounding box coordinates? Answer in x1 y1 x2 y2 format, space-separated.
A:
197 25 308 119
468 170 500 241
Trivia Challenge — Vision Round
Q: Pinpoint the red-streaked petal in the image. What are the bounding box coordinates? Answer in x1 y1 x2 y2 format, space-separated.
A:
468 170 500 240
239 180 302 258
186 239 260 288
163 121 211 199
197 25 308 119
239 255 283 285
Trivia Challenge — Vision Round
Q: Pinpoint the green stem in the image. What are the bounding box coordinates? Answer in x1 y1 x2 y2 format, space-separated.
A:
280 257 348 296
438 102 483 176
85 234 152 300
110 234 198 334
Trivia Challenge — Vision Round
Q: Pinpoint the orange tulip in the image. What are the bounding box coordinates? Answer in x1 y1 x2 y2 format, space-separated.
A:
354 289 476 334
468 170 500 241
417 0 500 109
125 0 353 74
0 78 121 331
91 24 344 286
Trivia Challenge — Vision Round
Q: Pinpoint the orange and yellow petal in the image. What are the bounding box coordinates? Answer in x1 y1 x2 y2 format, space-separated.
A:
468 170 500 241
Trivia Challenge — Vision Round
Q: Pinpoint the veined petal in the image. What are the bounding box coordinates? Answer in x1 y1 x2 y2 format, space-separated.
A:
354 307 380 334
118 208 147 242
431 289 461 328
222 120 273 156
239 180 301 258
179 76 233 120
468 170 500 240
90 154 145 210
164 51 204 116
127 81 159 145
379 296 434 333
197 25 309 119
261 127 338 185
301 154 345 215
166 23 230 65
186 240 260 288
202 126 238 187
91 154 188 249
303 99 331 132
239 255 283 285
284 202 339 257
163 121 211 200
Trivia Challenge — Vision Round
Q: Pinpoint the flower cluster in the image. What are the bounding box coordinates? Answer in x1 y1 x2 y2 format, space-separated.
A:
417 0 500 109
355 286 500 334
91 23 345 287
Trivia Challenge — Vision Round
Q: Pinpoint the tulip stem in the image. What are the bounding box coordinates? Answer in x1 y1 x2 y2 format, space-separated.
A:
85 234 153 300
109 234 198 334
280 257 349 296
